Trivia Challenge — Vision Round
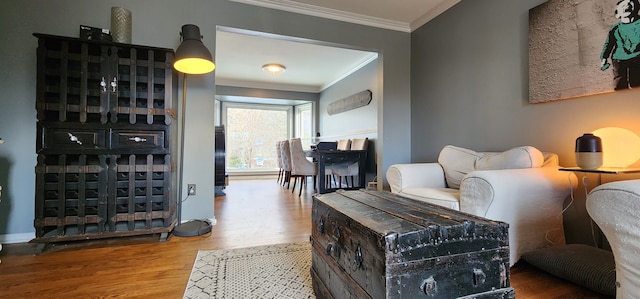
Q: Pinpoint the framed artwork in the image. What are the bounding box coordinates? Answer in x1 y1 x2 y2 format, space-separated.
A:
529 0 640 103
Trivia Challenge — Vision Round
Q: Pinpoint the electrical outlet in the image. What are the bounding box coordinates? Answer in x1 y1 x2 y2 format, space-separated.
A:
188 184 196 196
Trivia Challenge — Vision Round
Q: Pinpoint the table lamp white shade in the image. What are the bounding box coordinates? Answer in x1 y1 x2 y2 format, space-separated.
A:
592 127 640 168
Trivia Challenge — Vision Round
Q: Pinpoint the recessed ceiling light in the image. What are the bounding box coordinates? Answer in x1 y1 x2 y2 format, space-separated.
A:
262 63 286 75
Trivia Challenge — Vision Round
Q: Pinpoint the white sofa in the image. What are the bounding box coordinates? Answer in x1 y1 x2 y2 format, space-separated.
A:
386 145 577 266
587 180 640 299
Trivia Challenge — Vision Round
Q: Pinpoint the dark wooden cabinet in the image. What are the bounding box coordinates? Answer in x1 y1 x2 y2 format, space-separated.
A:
214 126 226 189
32 33 178 245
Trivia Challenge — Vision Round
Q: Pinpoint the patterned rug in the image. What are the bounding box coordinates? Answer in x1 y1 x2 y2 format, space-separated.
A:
183 242 315 299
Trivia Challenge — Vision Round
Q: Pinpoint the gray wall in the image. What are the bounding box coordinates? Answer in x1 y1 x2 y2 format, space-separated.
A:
0 0 410 241
319 59 379 183
411 0 640 244
319 59 378 140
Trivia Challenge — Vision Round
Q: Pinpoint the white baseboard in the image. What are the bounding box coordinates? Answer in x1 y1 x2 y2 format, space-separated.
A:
0 218 217 244
0 232 34 244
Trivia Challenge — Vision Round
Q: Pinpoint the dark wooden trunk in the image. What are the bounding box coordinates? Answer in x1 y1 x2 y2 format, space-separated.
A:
311 190 515 298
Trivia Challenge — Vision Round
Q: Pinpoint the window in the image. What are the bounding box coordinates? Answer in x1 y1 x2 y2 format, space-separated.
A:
295 103 313 149
222 102 292 172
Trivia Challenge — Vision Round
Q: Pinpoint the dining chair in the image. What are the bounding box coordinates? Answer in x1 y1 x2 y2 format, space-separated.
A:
276 141 283 184
324 139 352 188
332 138 368 188
289 138 317 196
336 139 351 151
280 140 293 189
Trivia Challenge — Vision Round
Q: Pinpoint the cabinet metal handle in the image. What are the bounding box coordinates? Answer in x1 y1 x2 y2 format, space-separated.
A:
67 133 82 145
473 268 486 286
500 263 508 287
326 243 334 256
129 137 147 143
333 226 341 239
110 77 117 93
354 244 363 269
421 276 438 297
318 218 324 234
100 77 107 93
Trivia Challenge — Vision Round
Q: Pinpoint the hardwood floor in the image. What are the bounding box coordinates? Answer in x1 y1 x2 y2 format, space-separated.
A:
0 178 611 298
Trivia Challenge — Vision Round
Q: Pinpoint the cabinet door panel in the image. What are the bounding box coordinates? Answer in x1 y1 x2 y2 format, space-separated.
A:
114 48 175 125
36 37 110 124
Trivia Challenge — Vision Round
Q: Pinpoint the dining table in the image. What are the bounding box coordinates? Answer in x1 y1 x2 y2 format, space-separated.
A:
305 149 367 194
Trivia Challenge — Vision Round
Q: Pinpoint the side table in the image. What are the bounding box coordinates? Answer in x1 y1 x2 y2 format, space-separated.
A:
559 166 640 183
559 167 640 248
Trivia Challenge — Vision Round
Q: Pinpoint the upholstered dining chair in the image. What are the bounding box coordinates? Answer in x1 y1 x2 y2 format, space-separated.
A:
336 139 351 151
280 140 292 189
289 138 317 196
324 139 352 188
276 141 283 184
332 138 368 187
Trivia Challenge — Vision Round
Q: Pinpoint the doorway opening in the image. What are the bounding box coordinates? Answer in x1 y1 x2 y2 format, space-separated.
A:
214 27 379 181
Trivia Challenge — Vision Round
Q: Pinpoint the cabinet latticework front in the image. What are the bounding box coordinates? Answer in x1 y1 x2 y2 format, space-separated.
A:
33 33 178 243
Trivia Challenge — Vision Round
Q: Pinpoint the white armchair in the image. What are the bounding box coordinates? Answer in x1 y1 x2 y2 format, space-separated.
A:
386 145 577 266
587 179 640 299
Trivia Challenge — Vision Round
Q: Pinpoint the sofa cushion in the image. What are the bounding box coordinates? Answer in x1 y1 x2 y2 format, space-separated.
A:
438 145 483 189
541 152 560 167
398 187 461 211
475 146 544 170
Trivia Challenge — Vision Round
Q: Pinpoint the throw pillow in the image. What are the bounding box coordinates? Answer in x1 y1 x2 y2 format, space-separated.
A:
475 146 544 170
438 145 483 189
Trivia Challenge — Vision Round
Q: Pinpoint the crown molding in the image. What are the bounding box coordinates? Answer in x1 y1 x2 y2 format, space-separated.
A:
230 0 411 32
320 53 378 91
410 0 461 31
216 77 323 93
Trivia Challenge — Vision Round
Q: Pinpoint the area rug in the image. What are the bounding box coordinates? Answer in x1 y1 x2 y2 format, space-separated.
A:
183 242 315 299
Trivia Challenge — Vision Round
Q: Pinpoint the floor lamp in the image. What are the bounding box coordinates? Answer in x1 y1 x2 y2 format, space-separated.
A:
173 24 216 237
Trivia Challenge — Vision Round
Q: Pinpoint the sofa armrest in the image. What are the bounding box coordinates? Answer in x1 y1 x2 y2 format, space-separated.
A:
386 163 447 193
460 167 576 216
460 167 577 264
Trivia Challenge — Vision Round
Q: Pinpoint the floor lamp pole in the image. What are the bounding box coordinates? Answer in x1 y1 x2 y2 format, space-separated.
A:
173 73 212 237
178 73 187 225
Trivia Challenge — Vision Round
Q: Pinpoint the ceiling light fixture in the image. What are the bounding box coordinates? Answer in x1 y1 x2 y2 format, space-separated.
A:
262 63 286 75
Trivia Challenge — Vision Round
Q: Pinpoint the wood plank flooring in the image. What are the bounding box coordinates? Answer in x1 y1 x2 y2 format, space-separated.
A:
0 178 611 298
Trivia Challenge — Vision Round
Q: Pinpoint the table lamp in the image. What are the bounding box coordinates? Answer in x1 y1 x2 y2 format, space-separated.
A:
592 127 640 168
575 133 603 169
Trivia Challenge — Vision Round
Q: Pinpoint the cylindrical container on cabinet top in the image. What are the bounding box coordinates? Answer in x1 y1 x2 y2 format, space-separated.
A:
111 7 132 43
575 133 603 169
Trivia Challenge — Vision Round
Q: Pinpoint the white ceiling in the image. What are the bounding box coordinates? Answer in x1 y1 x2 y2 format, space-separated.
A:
215 0 460 95
215 28 378 94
